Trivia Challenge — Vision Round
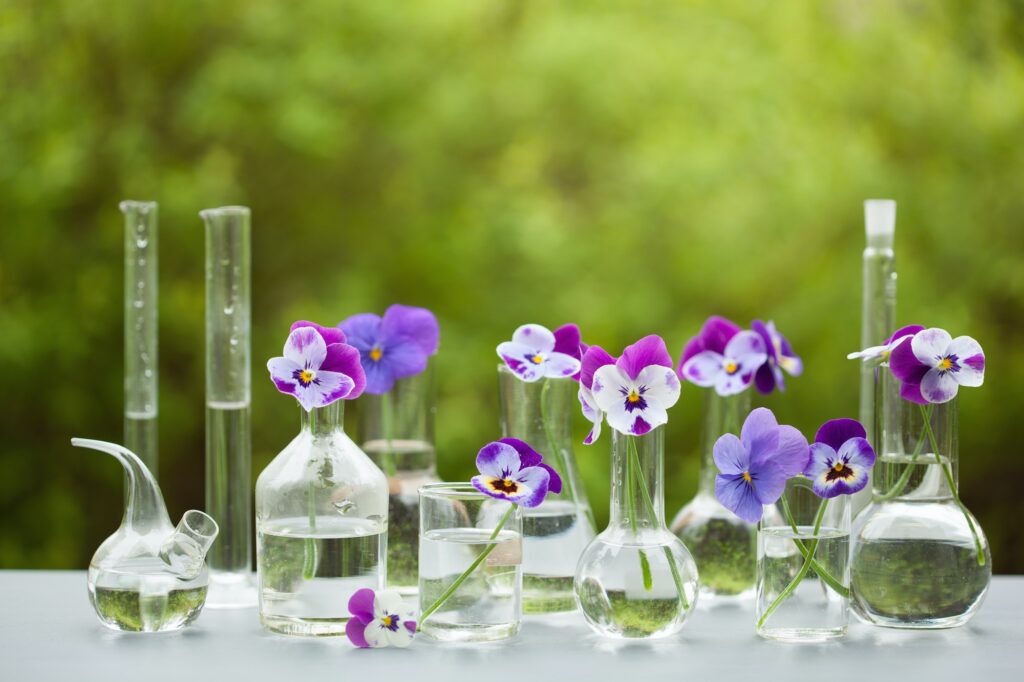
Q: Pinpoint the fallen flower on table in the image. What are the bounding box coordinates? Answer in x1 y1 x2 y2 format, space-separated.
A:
346 588 416 649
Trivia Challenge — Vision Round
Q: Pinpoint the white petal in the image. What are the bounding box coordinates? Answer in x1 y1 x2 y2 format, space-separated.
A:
591 365 631 412
724 330 766 358
921 368 960 404
634 365 681 410
374 590 405 617
681 351 723 387
497 341 545 382
385 624 413 648
948 336 985 387
714 371 750 396
847 344 887 361
543 351 582 379
362 620 388 648
912 328 953 367
511 324 556 353
284 326 327 368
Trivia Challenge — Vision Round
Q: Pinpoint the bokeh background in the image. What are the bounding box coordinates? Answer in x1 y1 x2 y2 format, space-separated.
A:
2 0 1023 572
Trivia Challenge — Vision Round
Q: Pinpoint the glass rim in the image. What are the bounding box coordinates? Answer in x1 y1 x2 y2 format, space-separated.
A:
419 481 502 503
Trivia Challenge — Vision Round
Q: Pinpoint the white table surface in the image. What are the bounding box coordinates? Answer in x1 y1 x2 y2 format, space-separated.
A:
0 571 1018 681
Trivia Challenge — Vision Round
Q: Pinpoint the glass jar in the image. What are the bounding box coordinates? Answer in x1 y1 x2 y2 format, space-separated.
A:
418 483 523 643
757 477 850 641
575 428 699 639
671 390 756 601
256 402 388 636
851 372 990 628
359 364 440 596
497 365 596 614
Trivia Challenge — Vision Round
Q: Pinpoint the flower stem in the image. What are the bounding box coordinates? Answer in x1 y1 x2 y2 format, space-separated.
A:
876 405 932 502
756 498 830 631
418 504 516 626
539 378 580 505
303 479 318 579
778 495 848 598
627 437 689 609
379 391 397 478
917 404 985 567
623 437 653 590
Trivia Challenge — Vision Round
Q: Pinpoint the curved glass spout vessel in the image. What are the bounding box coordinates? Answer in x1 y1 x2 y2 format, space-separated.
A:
74 438 218 632
498 365 595 614
121 201 158 477
201 206 257 608
256 403 388 636
851 373 991 628
671 391 756 601
359 364 440 596
575 428 699 639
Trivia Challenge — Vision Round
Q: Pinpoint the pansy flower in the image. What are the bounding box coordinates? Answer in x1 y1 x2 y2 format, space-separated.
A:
804 418 875 499
497 323 583 383
590 335 681 437
889 327 985 404
751 320 803 394
713 408 810 523
346 588 416 648
339 304 440 395
680 330 767 396
579 345 616 444
267 324 366 411
678 315 742 366
471 438 562 508
846 324 923 363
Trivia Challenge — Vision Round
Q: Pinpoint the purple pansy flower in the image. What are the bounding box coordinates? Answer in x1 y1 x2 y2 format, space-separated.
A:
267 325 366 411
804 418 876 499
847 324 923 363
713 408 810 523
889 327 985 404
579 345 617 444
751 320 803 394
590 335 681 437
471 438 562 508
339 304 440 395
680 330 767 396
346 588 416 649
497 323 583 383
679 315 742 367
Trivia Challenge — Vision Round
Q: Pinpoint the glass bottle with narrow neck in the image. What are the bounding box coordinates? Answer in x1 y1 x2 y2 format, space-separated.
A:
497 365 595 614
575 428 699 639
256 401 388 636
671 390 756 600
358 363 440 596
201 206 256 608
121 200 159 480
851 370 990 628
854 199 897 514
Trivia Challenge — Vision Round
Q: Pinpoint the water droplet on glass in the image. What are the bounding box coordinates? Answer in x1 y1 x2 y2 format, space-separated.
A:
133 300 144 308
333 500 355 515
229 337 238 347
223 305 234 315
136 237 148 248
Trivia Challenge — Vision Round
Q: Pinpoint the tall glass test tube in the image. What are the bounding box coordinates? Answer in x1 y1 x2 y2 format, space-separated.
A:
121 201 159 477
853 199 897 514
202 206 257 608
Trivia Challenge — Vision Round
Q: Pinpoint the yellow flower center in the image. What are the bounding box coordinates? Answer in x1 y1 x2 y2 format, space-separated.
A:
724 360 738 374
531 354 544 364
299 370 315 384
833 462 845 472
938 357 952 371
489 478 520 494
742 471 752 483
627 390 641 403
880 350 891 360
381 615 394 628
369 347 383 362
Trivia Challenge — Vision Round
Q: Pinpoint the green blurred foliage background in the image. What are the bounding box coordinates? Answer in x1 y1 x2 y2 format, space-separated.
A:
2 0 1023 572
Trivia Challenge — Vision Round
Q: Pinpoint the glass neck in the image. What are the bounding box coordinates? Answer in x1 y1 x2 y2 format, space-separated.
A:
358 365 436 473
609 428 665 529
301 402 344 438
497 366 574 476
859 244 896 447
698 390 750 493
876 368 958 497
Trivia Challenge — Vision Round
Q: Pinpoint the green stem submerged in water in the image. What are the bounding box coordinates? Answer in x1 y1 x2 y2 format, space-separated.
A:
419 505 516 626
778 495 848 598
757 498 830 630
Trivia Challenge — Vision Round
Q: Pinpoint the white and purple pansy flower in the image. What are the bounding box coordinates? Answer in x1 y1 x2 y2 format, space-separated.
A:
889 327 985 405
345 588 416 649
751 319 803 394
847 324 923 363
339 304 440 395
680 330 768 396
471 438 562 508
678 315 742 367
713 408 811 523
266 323 366 412
579 345 617 444
590 335 681 437
497 323 582 383
804 418 876 499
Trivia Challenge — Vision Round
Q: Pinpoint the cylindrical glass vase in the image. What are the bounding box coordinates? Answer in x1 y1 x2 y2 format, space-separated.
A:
256 403 388 636
497 365 595 614
671 390 756 601
418 483 523 643
121 200 159 478
757 477 850 642
575 428 699 639
201 206 256 608
359 364 440 595
851 372 990 628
